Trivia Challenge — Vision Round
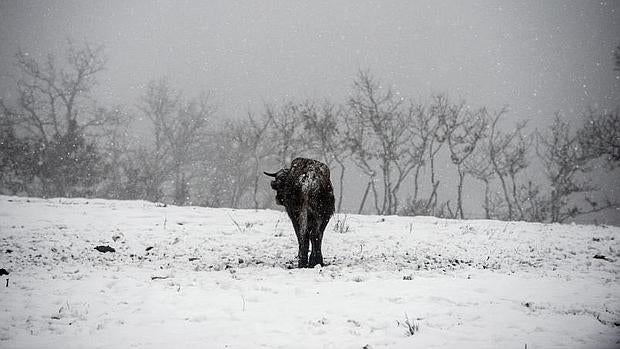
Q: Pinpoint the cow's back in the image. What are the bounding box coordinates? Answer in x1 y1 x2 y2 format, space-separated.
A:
290 158 335 217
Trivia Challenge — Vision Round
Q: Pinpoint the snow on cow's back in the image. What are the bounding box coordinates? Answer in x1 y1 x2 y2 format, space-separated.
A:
290 157 332 194
298 170 320 193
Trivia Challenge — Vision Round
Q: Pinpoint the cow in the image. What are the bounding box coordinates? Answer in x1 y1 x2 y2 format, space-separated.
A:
264 157 335 268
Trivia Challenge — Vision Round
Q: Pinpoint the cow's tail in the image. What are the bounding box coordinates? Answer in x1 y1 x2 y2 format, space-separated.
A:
298 169 320 240
299 193 309 240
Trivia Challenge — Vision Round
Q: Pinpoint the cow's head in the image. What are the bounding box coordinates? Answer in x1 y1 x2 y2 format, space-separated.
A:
264 168 290 206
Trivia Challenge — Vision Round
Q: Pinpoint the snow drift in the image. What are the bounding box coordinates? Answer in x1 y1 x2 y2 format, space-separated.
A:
0 195 618 348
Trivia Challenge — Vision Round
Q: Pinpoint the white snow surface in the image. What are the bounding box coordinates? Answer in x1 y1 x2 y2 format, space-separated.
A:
0 195 619 348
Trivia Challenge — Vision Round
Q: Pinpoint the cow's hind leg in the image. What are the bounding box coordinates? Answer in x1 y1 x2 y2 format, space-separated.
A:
289 218 308 268
298 235 309 268
297 211 310 268
309 218 328 267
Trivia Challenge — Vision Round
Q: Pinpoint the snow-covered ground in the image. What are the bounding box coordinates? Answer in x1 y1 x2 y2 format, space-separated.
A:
0 195 618 348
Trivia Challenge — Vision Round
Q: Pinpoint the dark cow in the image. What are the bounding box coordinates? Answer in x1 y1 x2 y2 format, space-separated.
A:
264 157 335 268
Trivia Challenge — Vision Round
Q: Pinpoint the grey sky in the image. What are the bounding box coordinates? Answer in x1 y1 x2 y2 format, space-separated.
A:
1 1 619 222
1 1 619 125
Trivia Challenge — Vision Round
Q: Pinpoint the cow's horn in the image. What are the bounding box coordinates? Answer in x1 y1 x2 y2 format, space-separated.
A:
263 171 278 177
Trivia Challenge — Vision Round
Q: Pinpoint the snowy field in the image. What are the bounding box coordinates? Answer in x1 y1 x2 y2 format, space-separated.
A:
0 195 619 348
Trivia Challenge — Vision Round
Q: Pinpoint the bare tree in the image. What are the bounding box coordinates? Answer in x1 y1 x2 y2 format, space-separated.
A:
4 41 108 142
0 120 37 195
136 79 177 201
536 114 616 222
0 41 117 197
199 120 251 207
578 108 620 165
169 94 214 205
418 94 454 215
94 106 133 199
195 111 274 209
505 131 531 220
516 180 549 222
139 78 214 205
231 113 273 208
345 71 424 215
119 146 164 201
298 100 349 212
463 141 495 219
483 109 531 220
441 102 488 219
246 112 275 209
264 102 307 165
401 103 432 206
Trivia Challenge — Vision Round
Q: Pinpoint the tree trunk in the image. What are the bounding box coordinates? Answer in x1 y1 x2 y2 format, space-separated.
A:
412 165 422 202
357 181 372 214
173 170 187 206
456 165 465 219
510 172 525 220
496 171 513 220
252 155 260 209
371 179 381 214
550 189 560 223
336 160 346 212
483 179 490 219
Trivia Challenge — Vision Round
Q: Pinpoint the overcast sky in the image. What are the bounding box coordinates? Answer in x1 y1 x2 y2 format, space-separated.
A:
1 0 619 127
1 1 619 222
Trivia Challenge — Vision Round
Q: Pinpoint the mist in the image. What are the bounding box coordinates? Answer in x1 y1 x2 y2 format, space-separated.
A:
1 0 619 224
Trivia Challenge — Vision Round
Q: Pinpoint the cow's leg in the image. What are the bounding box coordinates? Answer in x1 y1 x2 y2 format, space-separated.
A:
297 210 310 268
309 217 328 267
290 218 301 245
309 238 321 268
289 217 308 268
298 235 309 268
308 217 319 267
316 218 330 266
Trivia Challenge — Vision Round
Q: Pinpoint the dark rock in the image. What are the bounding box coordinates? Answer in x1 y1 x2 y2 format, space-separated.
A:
593 254 609 261
145 246 154 252
188 257 199 261
0 268 8 276
5 249 12 254
94 245 115 253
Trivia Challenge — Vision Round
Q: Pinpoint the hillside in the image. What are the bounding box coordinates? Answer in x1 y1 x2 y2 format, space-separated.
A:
0 195 618 348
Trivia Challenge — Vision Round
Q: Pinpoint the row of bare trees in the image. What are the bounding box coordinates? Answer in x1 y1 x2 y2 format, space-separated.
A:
1 42 619 223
